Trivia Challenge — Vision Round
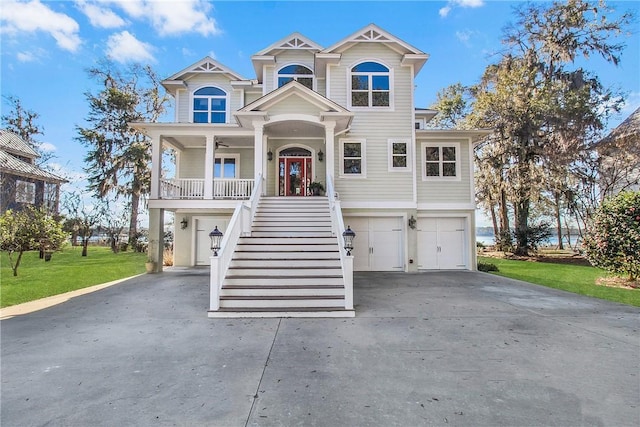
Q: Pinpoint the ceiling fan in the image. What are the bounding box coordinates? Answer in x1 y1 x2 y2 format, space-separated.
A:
214 137 229 148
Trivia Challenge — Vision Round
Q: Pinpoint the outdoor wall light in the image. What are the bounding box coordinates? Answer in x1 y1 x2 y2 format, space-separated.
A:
267 150 273 161
180 217 188 229
342 226 356 256
209 226 223 256
318 150 324 162
408 215 417 230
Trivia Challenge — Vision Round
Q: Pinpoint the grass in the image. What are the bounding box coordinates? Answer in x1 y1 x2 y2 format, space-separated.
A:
478 256 640 307
1 246 147 308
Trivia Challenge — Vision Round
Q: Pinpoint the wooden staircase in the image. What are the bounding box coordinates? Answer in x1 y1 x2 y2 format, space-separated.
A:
208 197 355 318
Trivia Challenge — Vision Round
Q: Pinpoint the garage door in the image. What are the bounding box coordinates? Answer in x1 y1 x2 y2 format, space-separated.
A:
346 217 404 271
195 218 229 265
417 217 467 270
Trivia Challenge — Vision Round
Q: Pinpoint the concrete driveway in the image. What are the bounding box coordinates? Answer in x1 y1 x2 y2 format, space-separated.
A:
1 270 638 426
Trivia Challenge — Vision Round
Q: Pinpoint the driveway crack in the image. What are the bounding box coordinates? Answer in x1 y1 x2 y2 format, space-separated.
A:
245 318 281 427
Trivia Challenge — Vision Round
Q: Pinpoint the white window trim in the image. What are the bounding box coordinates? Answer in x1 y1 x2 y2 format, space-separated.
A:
388 139 411 172
214 153 240 178
15 179 36 204
276 63 315 91
339 138 367 178
347 60 394 111
421 142 461 181
190 85 230 124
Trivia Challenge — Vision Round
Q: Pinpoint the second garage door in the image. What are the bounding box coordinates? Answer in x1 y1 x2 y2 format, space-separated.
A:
346 217 404 271
417 217 467 270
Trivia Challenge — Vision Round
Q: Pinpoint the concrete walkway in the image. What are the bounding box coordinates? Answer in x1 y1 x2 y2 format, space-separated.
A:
1 269 638 426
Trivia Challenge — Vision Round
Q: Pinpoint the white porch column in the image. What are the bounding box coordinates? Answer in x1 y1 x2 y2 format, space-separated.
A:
149 131 162 199
204 134 215 199
324 121 336 183
148 208 164 273
253 121 265 187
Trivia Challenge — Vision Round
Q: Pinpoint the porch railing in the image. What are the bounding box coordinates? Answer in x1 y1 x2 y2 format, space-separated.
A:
160 178 254 200
327 173 353 310
209 174 263 311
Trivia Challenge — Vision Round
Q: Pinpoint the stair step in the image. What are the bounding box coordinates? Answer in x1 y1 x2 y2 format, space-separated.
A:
208 308 355 318
239 236 337 244
251 231 333 237
220 297 345 309
230 259 341 268
221 287 344 297
224 276 343 286
227 267 342 276
233 251 339 260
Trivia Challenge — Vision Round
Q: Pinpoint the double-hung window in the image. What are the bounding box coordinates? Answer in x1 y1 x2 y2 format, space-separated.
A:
193 87 227 123
388 139 410 171
340 139 366 177
422 142 460 180
278 64 313 89
350 61 390 108
214 155 239 178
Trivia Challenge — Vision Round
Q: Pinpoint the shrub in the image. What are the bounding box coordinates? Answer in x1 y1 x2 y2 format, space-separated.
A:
584 191 640 280
477 261 499 272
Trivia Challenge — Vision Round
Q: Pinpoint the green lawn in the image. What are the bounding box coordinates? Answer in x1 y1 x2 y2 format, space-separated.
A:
1 246 147 308
478 256 640 307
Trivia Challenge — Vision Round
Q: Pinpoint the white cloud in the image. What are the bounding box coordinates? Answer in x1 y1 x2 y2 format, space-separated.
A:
0 0 81 52
75 0 126 29
208 50 217 60
39 142 57 153
439 0 485 18
106 31 155 63
17 51 37 62
107 0 220 36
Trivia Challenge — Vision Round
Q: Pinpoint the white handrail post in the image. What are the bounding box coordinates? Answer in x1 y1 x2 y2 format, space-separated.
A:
210 255 221 311
344 255 354 310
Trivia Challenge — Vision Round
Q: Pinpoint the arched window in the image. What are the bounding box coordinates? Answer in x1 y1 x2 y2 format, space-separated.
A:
193 86 227 123
351 61 390 107
278 65 313 89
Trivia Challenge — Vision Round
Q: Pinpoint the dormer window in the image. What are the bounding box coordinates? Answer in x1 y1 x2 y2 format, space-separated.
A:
193 86 227 123
278 64 313 89
351 61 390 108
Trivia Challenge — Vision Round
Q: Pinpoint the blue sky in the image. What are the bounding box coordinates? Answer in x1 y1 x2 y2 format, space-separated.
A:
2 0 639 192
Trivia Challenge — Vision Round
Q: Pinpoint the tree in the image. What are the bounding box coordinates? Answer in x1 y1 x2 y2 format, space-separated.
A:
76 60 169 247
584 191 640 281
1 95 53 165
426 83 472 129
0 207 67 276
469 0 632 255
61 192 103 256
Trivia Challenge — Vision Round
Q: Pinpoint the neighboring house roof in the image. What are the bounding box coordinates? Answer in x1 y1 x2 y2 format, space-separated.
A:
603 107 640 143
162 57 249 95
0 150 67 183
0 129 39 159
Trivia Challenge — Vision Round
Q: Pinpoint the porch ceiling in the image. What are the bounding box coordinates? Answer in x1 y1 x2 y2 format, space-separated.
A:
264 120 325 138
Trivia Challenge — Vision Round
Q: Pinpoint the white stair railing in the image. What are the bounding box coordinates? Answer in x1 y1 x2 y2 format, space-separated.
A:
327 174 353 310
209 174 263 311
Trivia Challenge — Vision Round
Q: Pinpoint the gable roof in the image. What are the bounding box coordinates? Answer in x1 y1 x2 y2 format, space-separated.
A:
0 130 39 159
317 23 429 76
162 57 248 95
235 80 353 132
251 32 323 82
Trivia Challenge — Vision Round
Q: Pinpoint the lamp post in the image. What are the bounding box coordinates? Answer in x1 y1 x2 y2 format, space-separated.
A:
209 226 223 256
342 226 355 256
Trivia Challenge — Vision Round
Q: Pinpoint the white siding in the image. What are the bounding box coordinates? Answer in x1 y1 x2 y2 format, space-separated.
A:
416 138 473 204
179 149 205 178
267 94 325 116
329 43 415 202
245 91 262 106
178 74 239 123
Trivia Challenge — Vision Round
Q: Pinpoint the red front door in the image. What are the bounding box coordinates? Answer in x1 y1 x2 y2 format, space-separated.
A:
279 157 312 196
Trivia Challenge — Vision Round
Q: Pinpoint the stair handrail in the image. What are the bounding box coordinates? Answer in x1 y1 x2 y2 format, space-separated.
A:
210 174 262 311
326 173 354 310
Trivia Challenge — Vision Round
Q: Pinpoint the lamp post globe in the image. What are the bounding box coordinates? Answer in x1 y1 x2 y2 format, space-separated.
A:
209 226 223 256
342 226 356 256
